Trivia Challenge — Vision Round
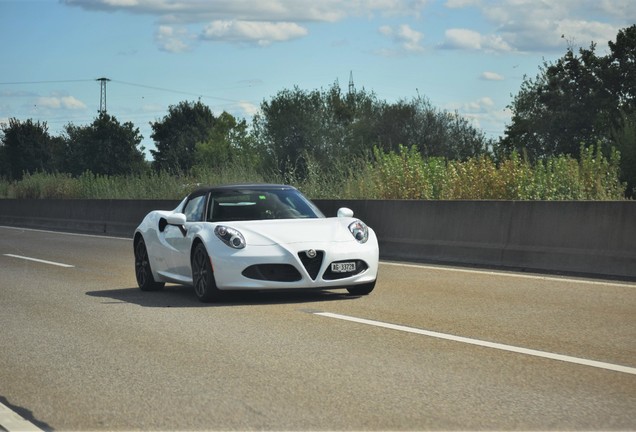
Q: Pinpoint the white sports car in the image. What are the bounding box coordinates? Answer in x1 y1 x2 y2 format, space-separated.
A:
134 184 379 302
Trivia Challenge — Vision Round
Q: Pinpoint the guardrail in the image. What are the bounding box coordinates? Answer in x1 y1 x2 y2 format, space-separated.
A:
0 199 634 280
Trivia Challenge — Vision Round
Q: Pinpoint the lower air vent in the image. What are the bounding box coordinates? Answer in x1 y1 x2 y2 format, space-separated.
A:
298 250 324 280
242 264 302 282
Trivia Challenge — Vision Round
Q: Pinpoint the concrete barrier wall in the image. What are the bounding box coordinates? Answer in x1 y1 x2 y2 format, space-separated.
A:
0 199 179 238
314 200 636 279
1 199 634 279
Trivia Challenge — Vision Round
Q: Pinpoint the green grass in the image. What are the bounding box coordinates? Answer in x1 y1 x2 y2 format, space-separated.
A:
0 145 627 200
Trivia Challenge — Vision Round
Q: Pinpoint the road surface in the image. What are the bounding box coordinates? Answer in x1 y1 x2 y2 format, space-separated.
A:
1 226 635 430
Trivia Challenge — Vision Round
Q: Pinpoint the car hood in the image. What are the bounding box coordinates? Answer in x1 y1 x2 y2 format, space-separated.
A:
226 217 357 246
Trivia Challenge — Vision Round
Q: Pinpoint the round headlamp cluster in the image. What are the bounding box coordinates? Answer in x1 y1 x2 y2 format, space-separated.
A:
348 220 369 243
215 225 246 249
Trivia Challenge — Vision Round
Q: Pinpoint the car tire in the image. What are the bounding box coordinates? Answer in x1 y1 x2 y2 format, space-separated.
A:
134 237 165 291
346 280 376 296
192 243 222 302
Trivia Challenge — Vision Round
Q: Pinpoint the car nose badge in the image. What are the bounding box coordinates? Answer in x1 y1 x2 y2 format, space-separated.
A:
306 249 317 259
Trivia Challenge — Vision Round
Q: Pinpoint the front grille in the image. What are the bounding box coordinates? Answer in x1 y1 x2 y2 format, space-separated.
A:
242 264 302 282
323 260 368 280
298 250 324 280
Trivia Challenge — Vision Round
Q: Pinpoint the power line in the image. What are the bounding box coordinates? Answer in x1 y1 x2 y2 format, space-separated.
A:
0 78 246 104
0 79 94 85
111 79 242 103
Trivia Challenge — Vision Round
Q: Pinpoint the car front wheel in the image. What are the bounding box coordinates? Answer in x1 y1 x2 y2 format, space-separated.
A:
346 280 376 296
134 238 165 291
192 243 222 302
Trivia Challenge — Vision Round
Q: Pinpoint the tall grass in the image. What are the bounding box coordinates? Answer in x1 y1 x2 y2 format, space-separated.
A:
370 144 627 200
0 145 627 200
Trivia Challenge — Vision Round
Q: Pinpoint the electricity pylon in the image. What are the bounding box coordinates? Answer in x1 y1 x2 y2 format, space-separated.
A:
96 77 111 114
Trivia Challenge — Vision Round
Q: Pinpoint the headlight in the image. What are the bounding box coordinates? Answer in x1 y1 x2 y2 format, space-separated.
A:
348 220 369 243
215 225 246 249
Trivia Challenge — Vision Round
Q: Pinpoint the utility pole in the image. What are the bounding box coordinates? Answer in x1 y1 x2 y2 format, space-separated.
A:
96 77 110 114
348 71 355 96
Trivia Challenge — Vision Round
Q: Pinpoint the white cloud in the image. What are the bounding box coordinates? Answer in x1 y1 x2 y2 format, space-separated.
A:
469 96 494 110
155 25 191 52
63 0 433 49
237 101 259 117
378 23 425 53
142 103 165 113
447 96 494 113
599 0 636 21
63 0 632 53
200 20 308 46
63 0 410 23
0 90 37 98
61 96 87 109
444 0 479 8
481 71 504 81
432 0 633 56
554 19 618 48
442 28 480 50
441 28 513 52
103 0 140 6
463 0 630 53
36 96 87 110
447 96 510 137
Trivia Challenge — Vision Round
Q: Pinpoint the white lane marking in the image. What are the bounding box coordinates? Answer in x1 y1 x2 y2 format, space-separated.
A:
314 312 636 376
382 261 636 288
0 402 44 432
0 225 131 241
3 254 74 268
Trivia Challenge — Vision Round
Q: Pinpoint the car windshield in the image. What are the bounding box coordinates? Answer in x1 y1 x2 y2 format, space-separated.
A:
208 188 325 222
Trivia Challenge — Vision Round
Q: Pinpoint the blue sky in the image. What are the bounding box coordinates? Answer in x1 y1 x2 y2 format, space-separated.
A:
1 0 634 156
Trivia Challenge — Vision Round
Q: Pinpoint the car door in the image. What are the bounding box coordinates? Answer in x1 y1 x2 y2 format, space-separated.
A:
163 192 208 279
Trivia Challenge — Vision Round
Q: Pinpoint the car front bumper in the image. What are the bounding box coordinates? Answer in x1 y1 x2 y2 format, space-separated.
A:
210 238 379 290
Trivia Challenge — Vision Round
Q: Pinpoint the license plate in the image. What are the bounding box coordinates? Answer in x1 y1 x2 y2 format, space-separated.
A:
331 262 356 273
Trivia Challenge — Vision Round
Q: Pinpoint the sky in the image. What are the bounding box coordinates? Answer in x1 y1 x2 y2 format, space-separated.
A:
1 0 634 157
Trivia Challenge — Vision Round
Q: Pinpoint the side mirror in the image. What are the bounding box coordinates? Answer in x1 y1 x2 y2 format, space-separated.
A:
166 212 187 226
337 207 354 218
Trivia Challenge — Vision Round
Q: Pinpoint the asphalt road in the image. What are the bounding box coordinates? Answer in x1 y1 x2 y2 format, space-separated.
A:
1 226 635 431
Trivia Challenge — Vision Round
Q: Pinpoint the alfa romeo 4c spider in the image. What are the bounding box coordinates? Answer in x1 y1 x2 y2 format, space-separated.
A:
134 184 379 302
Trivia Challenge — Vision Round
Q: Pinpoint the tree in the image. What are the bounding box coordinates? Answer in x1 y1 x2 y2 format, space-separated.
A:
500 24 636 194
0 141 7 178
252 82 492 181
63 113 146 176
501 43 612 159
253 87 326 178
193 111 258 171
373 96 491 160
150 100 217 173
0 118 52 180
607 26 636 115
611 110 636 196
607 26 636 196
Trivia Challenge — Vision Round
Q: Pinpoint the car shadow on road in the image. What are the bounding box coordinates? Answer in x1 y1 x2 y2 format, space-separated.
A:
86 285 359 308
0 395 53 431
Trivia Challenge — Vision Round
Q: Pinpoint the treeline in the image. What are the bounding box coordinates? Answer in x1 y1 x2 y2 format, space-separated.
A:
1 25 634 200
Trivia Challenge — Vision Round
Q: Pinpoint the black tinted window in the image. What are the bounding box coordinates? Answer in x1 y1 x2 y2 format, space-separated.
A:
208 189 324 222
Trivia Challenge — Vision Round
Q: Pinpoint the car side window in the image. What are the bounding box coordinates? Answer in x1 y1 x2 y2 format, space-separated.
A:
183 195 206 222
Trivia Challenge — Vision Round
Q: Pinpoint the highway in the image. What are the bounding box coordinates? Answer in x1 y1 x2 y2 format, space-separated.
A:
1 226 635 430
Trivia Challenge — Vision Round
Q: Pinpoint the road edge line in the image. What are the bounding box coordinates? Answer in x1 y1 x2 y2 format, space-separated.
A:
0 402 44 432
